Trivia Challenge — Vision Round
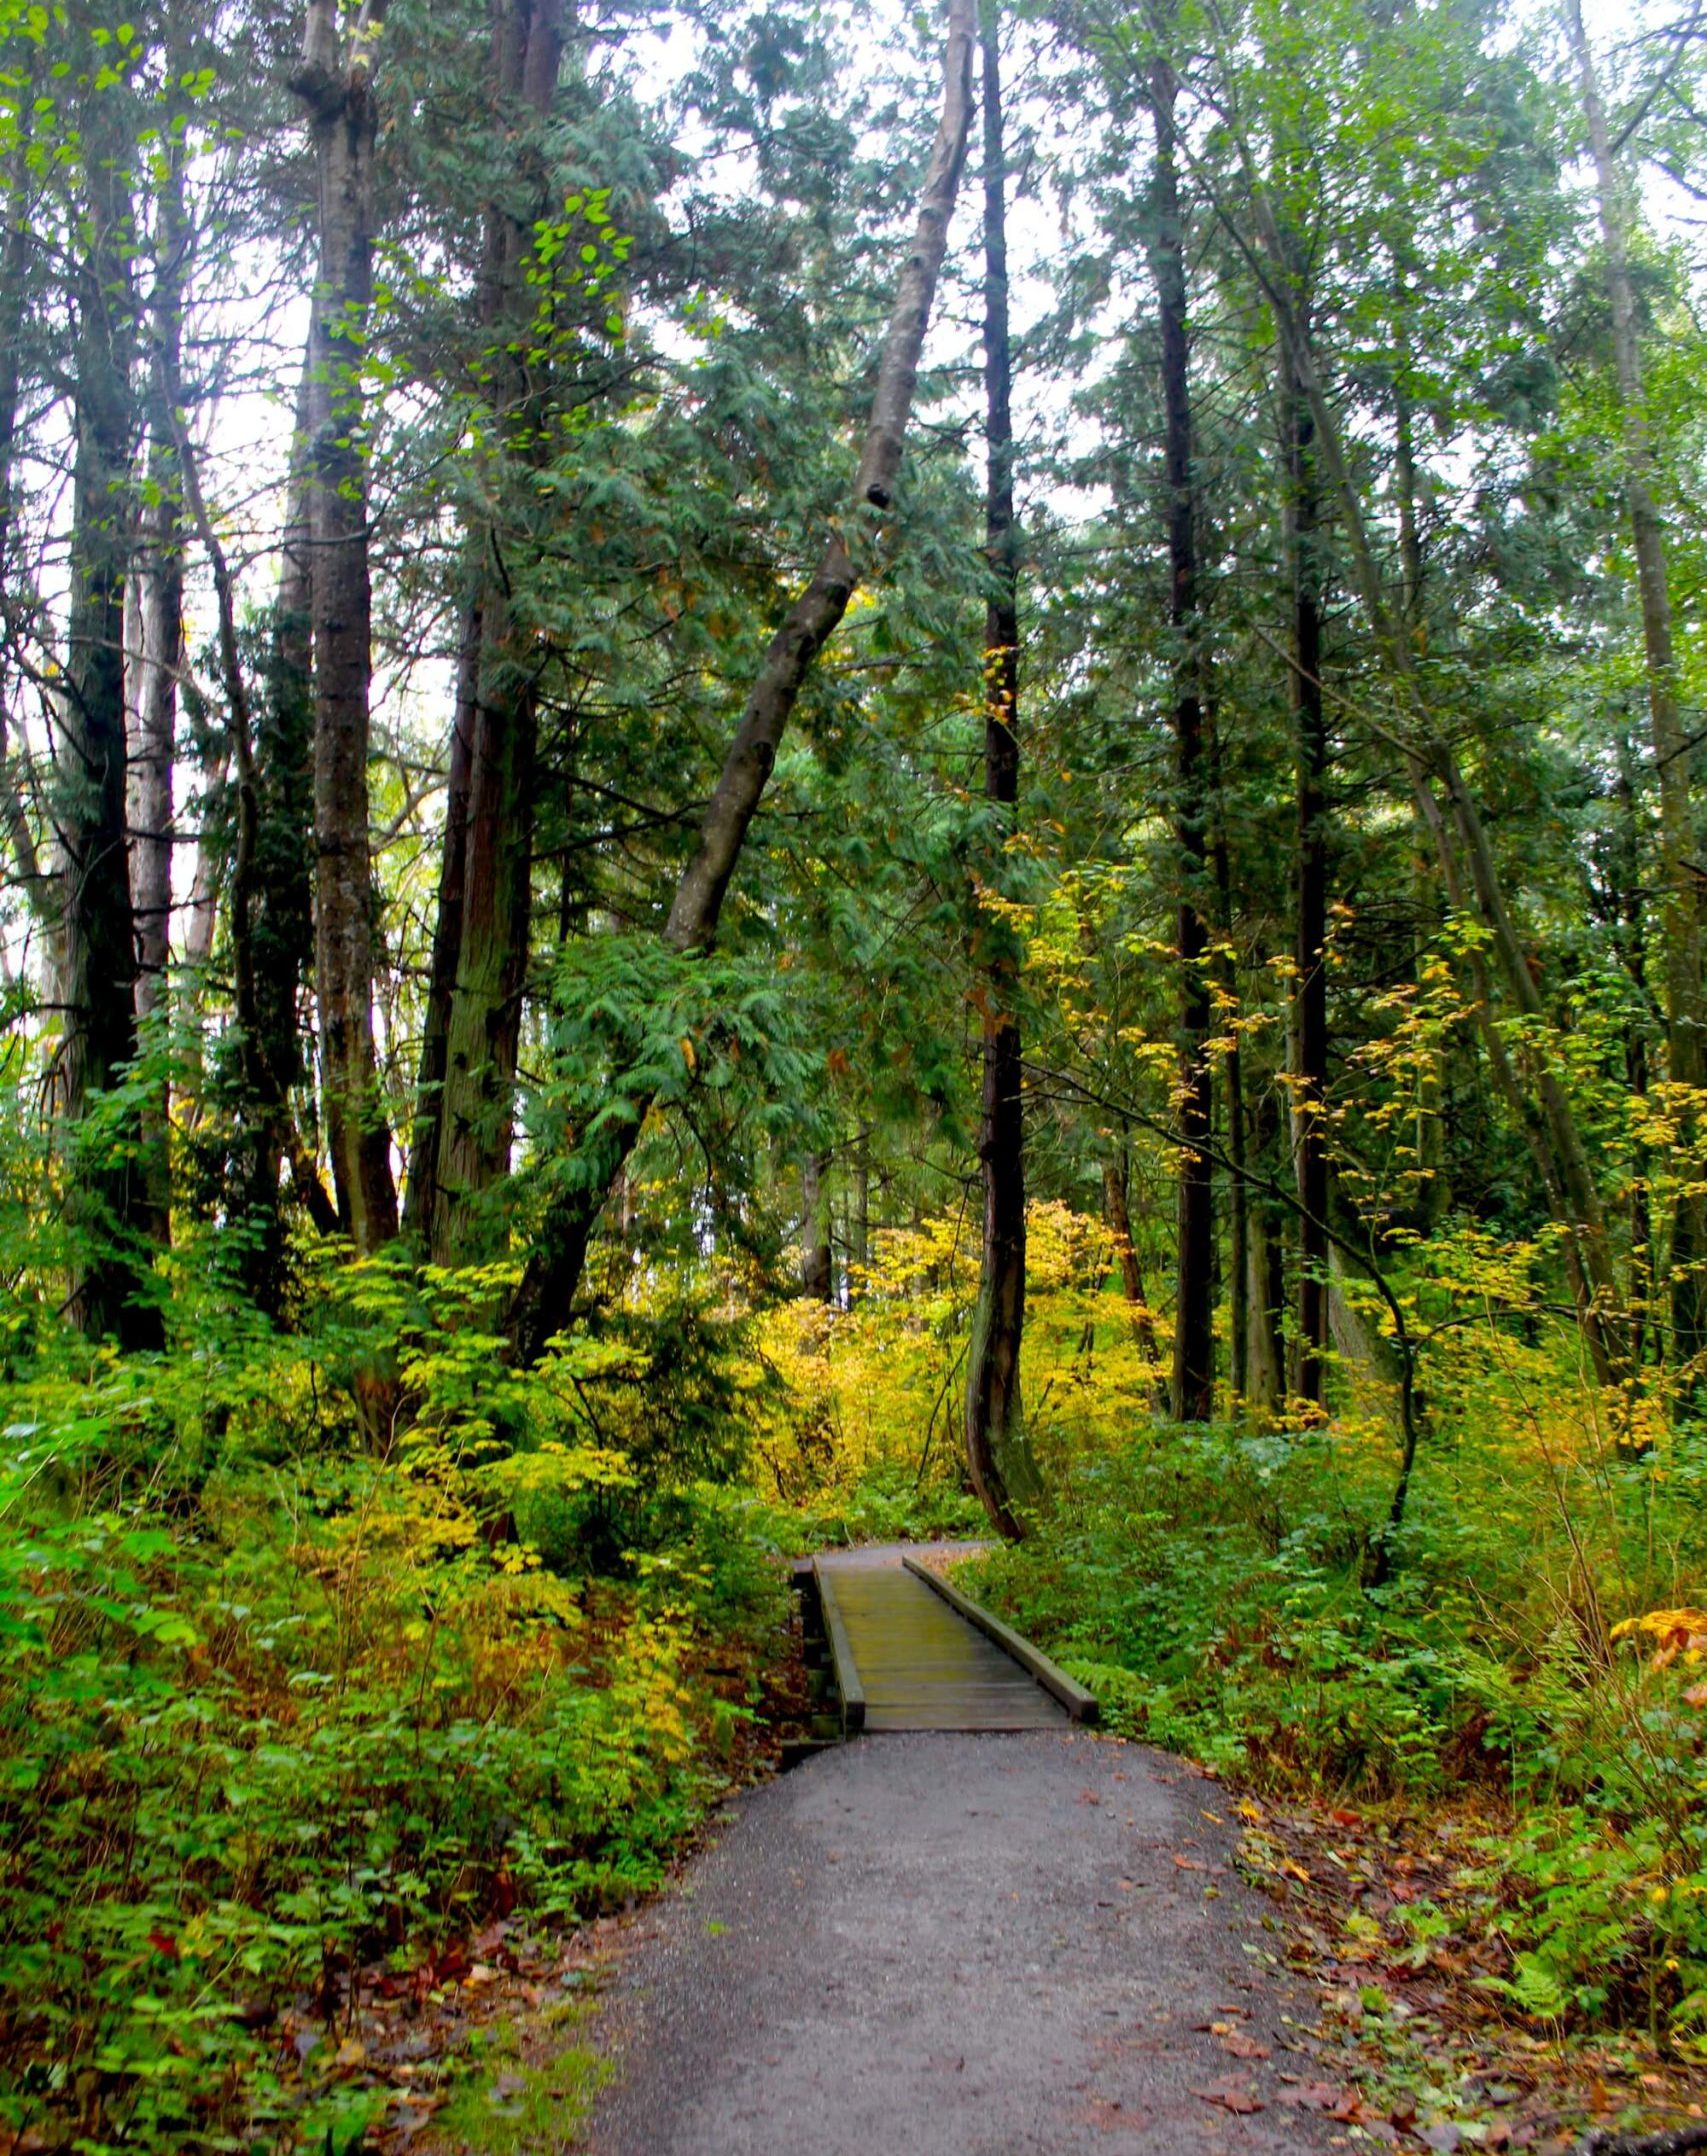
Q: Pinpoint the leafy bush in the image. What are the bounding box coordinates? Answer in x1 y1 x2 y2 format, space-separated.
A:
954 1400 1707 2055
0 1269 785 2154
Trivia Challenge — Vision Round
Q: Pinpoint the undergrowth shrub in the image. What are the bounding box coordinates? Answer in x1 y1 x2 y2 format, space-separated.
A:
0 1259 786 2155
958 1405 1707 2056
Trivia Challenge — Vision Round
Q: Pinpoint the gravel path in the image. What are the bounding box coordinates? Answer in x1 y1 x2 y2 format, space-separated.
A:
587 1729 1340 2154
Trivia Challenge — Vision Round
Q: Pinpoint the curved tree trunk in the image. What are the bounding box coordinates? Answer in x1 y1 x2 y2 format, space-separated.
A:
504 0 977 1365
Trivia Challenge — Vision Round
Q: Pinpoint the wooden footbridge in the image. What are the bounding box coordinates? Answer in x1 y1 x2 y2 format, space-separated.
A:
804 1545 1097 1735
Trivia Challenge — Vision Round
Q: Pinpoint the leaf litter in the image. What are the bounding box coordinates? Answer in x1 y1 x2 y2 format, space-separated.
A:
1228 1787 1707 2154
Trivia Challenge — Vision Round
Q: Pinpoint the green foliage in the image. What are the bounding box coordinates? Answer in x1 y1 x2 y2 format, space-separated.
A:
954 1392 1707 2055
0 1263 786 2154
429 2008 608 2152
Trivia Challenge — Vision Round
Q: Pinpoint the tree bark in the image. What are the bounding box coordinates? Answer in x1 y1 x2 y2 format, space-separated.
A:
1565 0 1703 1381
1208 714 1248 1405
164 338 334 1288
1281 337 1329 1407
851 1126 871 1284
1245 1086 1288 1410
296 0 398 1253
963 0 1040 1537
126 123 191 1251
1145 52 1213 1422
801 1151 834 1301
503 0 977 1365
407 0 562 1264
1102 1148 1165 1381
0 111 66 995
58 72 163 1349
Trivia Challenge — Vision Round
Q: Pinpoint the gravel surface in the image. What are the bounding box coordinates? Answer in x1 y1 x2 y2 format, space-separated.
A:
586 1729 1341 2154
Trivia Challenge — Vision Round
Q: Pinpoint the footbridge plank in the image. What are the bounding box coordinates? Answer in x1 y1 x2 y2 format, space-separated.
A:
813 1547 1073 1733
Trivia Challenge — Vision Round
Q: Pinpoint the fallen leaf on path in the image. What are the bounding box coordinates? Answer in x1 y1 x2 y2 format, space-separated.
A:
1274 2081 1352 2111
1219 2032 1270 2060
1069 2098 1134 2131
1172 1854 1206 1871
1192 2085 1265 2114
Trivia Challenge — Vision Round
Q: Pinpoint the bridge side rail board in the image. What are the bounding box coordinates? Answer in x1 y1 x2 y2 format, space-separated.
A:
811 1558 867 1735
900 1554 1099 1725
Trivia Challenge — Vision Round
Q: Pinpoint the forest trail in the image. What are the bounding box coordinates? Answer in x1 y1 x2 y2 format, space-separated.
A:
585 1558 1338 2156
814 1542 1072 1730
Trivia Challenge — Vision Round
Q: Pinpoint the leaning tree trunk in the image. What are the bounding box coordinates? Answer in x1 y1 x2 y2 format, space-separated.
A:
58 77 163 1350
1145 52 1213 1423
407 0 562 1265
503 0 977 1365
1566 0 1704 1385
963 0 1040 1537
295 0 397 1252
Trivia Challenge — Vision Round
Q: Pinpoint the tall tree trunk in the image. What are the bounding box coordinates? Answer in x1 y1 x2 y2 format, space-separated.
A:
1281 338 1329 1406
165 332 335 1291
1245 1086 1288 1411
1102 1147 1164 1384
126 125 191 1251
58 79 162 1350
247 336 328 1255
407 0 562 1264
296 0 397 1253
1566 0 1703 1383
964 0 1039 1537
0 110 66 995
1614 734 1655 1382
1208 713 1248 1404
1145 51 1213 1422
1169 58 1628 1379
801 1151 834 1302
1241 185 1626 1385
851 1126 870 1286
503 0 977 1365
125 530 175 1040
